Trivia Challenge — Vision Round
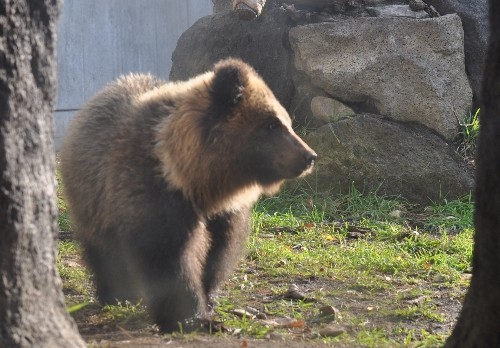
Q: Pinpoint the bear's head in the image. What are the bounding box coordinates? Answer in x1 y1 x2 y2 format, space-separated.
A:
155 58 316 214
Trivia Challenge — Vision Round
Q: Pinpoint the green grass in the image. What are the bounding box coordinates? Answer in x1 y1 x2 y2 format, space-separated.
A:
57 241 93 300
238 188 471 345
57 183 474 346
249 188 472 282
456 108 480 158
56 165 72 231
424 194 474 232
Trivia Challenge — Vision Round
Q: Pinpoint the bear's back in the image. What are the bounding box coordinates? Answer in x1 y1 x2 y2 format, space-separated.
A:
60 74 166 238
64 74 163 154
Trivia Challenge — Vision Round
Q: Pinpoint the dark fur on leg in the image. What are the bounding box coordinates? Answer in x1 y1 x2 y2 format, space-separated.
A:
83 240 139 304
203 209 251 295
122 196 210 332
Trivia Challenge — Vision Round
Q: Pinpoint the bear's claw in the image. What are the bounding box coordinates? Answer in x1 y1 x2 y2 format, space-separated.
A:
175 317 228 334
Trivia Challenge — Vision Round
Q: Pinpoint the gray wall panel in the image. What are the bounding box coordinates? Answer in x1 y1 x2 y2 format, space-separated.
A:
55 0 213 150
54 111 77 150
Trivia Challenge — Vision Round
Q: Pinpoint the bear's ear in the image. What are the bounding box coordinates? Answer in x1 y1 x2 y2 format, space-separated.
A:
210 59 250 111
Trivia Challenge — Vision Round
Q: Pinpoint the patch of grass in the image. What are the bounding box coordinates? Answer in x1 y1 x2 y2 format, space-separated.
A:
402 328 448 348
56 180 473 346
424 194 474 232
334 183 405 221
243 187 472 344
215 297 273 338
56 165 72 231
249 187 472 283
393 302 446 323
57 240 93 302
456 108 480 158
67 301 91 314
101 301 149 327
355 328 397 347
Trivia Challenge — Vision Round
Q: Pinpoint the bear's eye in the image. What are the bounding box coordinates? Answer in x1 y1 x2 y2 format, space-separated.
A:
266 120 281 131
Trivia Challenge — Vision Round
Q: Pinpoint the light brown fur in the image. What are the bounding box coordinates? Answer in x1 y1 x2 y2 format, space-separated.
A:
154 65 311 215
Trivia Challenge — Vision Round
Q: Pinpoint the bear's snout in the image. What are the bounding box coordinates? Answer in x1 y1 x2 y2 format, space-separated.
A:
296 149 317 177
289 132 316 177
304 151 317 168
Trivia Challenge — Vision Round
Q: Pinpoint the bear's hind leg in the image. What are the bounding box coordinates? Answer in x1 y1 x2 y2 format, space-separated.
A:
84 241 139 304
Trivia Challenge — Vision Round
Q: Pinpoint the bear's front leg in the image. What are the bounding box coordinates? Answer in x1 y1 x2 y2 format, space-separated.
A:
125 218 211 332
203 209 251 296
145 274 203 332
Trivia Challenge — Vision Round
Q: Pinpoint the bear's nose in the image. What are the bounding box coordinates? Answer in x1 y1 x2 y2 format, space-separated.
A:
304 151 317 167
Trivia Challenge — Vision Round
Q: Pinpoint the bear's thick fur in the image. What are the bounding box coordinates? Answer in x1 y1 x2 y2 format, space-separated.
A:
60 58 316 332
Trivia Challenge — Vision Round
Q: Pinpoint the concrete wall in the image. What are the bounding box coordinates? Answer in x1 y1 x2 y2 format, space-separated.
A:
55 0 213 149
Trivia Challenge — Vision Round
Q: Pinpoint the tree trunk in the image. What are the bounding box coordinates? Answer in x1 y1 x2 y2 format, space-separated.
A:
445 0 500 346
0 0 85 347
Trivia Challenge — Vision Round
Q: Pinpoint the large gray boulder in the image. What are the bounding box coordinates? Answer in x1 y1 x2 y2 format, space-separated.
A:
426 0 488 106
170 7 294 107
365 5 430 19
302 114 474 204
281 0 402 12
290 14 473 141
212 0 230 13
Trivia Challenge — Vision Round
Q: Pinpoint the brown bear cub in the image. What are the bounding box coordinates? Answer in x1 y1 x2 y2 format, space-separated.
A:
60 58 316 332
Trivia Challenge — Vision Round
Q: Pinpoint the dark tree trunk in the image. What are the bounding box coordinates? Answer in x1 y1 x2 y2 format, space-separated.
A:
445 0 500 347
0 0 85 347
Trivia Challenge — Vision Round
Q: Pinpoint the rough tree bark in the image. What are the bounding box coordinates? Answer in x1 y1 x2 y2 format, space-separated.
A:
0 0 85 347
445 0 500 346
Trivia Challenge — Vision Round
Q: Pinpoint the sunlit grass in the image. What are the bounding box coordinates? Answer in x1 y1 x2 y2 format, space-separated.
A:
56 180 474 346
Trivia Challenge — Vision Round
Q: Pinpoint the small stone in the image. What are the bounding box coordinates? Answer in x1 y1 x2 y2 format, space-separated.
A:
318 324 346 338
319 305 339 318
409 0 426 11
265 332 285 340
232 309 256 319
256 312 268 319
284 284 308 301
407 295 427 305
310 305 340 324
310 96 355 123
62 259 81 268
389 209 402 218
262 317 305 329
461 273 472 281
246 306 267 319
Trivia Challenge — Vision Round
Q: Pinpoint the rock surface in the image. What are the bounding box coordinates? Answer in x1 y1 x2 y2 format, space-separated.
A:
171 6 477 204
302 114 474 204
311 96 355 123
365 5 430 18
290 14 472 140
170 7 294 107
289 72 333 128
426 0 488 106
318 325 346 338
283 0 402 12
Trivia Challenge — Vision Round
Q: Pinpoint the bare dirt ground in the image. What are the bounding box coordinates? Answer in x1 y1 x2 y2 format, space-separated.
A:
69 266 466 347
